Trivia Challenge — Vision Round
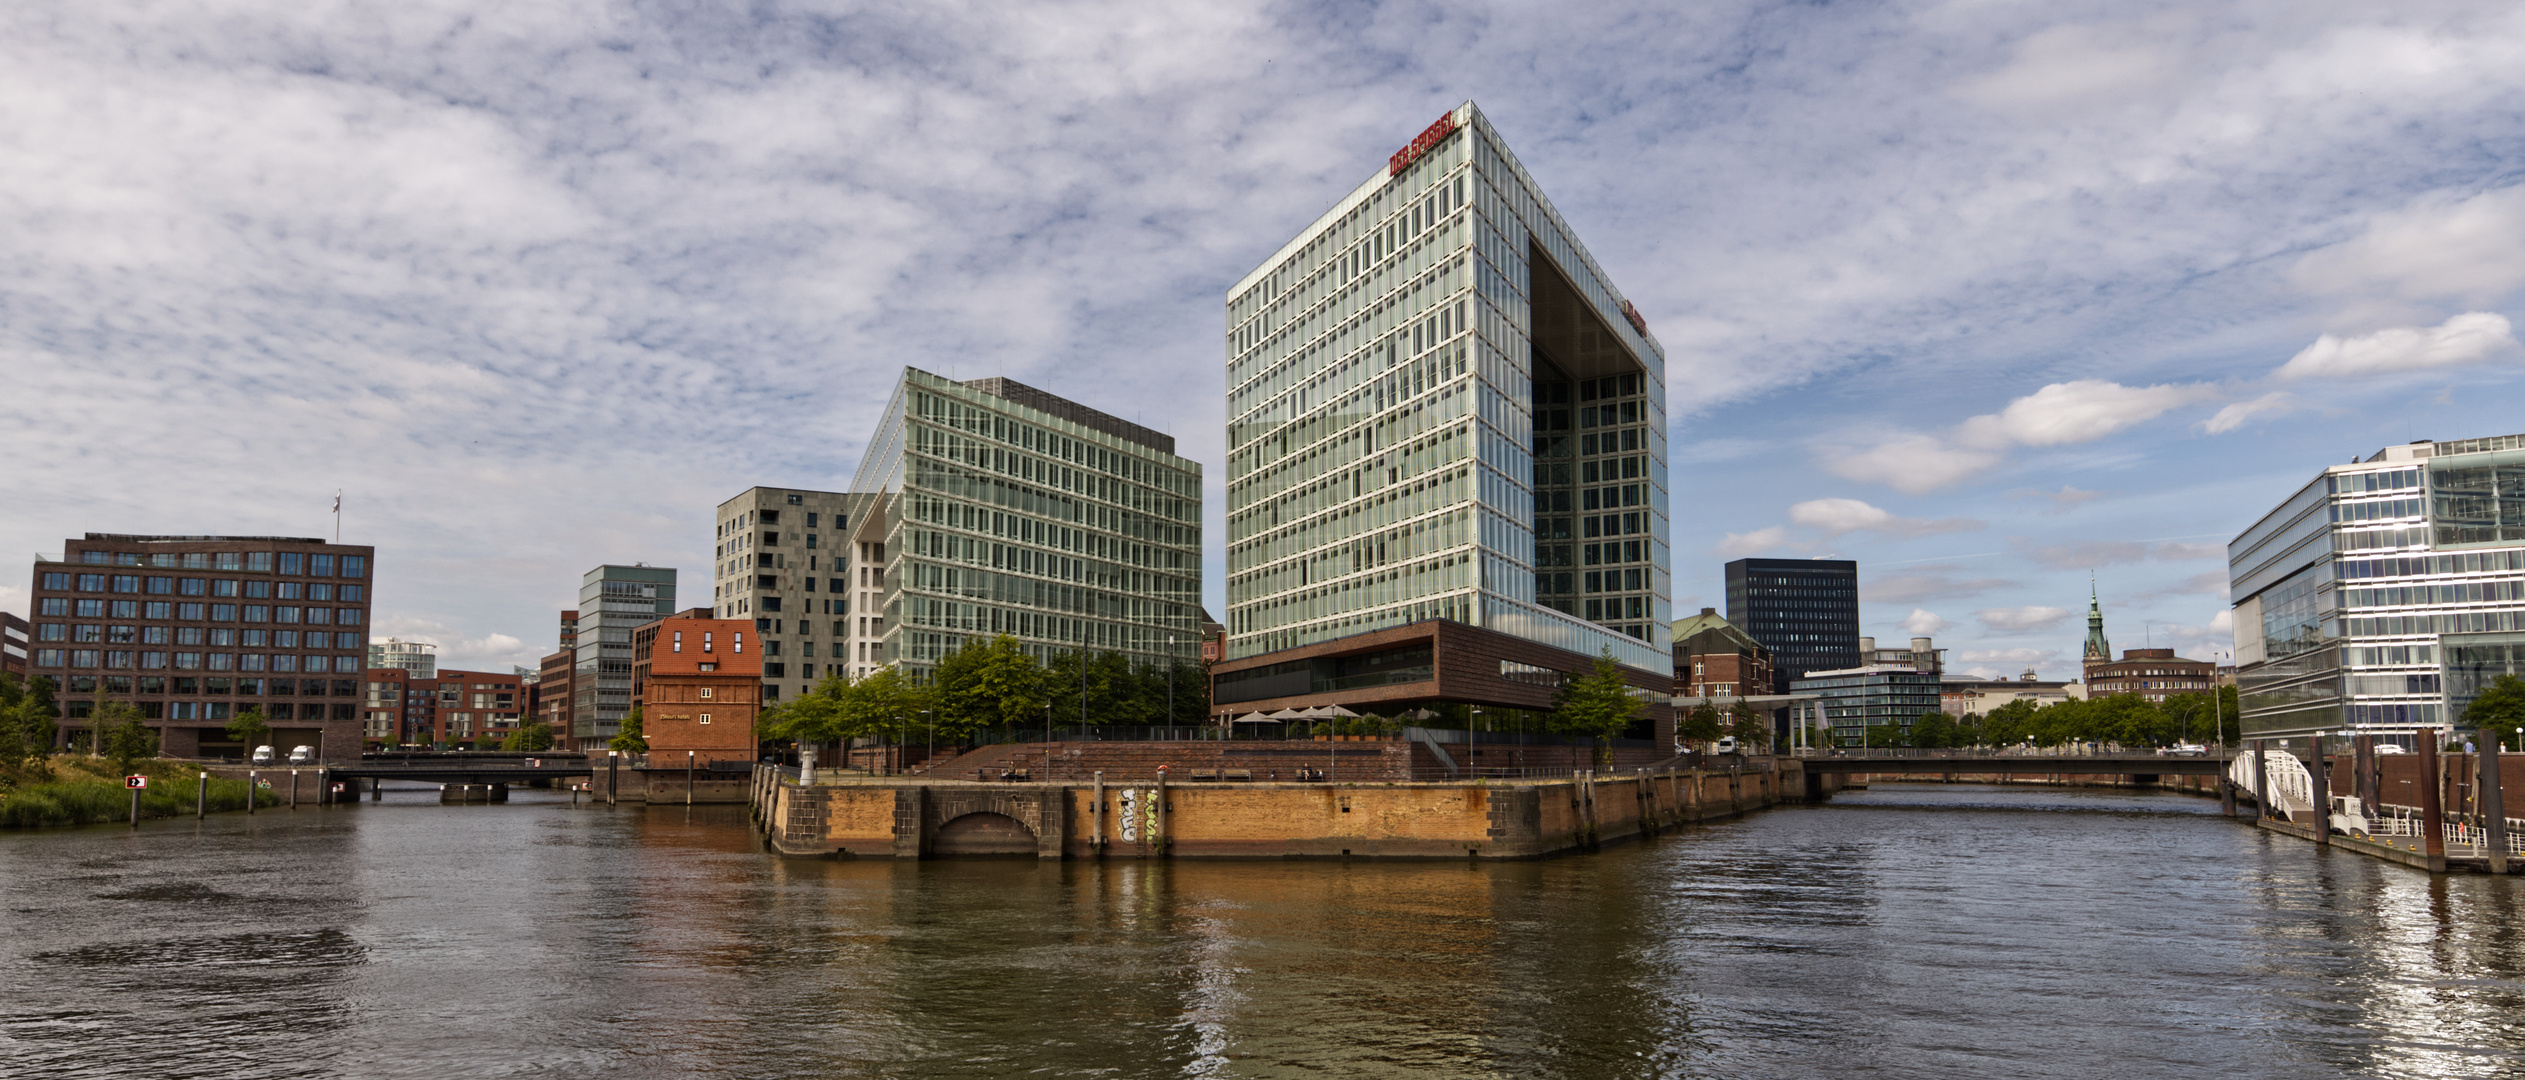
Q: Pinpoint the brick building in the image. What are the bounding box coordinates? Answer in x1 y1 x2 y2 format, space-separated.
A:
2084 648 2216 703
26 533 372 761
1671 607 1775 700
362 667 525 748
2 611 28 679
631 611 763 766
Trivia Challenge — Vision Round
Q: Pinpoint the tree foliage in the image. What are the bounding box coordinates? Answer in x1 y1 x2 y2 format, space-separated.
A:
1842 686 2242 750
502 721 557 752
1552 650 1643 765
2461 674 2525 747
1680 702 1725 749
95 700 158 771
609 708 648 754
760 668 933 748
1726 698 1771 751
225 708 273 753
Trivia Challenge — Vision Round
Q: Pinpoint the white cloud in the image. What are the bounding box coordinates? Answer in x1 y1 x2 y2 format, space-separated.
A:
2292 186 2525 315
1961 648 2059 665
2021 540 2149 570
1831 380 2217 492
2273 312 2518 381
1976 605 2072 633
1864 569 2017 604
2012 485 2106 514
370 617 537 674
1900 607 1952 635
1787 497 1983 538
2203 391 2303 434
1715 526 1792 557
2154 542 2223 561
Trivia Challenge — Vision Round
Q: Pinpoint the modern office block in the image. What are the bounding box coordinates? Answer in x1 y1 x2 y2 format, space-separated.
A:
25 533 374 760
1790 636 1945 746
2231 433 2525 739
806 368 1202 684
713 487 854 702
367 637 437 679
1212 102 1673 729
572 564 676 749
1725 557 1859 688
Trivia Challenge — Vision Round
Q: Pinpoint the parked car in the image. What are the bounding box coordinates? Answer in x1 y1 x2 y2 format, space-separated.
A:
251 745 275 765
1714 737 1739 754
288 745 315 765
2167 743 2208 756
2375 744 2409 755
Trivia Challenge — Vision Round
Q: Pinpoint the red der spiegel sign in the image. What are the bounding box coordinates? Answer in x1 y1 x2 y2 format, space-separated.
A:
1389 111 1459 176
125 775 148 789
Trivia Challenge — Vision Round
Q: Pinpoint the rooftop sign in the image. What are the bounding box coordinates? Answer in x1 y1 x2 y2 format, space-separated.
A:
1389 112 1459 176
1621 300 1648 335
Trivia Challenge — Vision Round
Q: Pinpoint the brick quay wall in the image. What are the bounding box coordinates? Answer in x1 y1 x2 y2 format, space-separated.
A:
753 758 1807 860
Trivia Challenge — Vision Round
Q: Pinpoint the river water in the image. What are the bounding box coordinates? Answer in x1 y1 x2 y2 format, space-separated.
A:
3 782 2520 1079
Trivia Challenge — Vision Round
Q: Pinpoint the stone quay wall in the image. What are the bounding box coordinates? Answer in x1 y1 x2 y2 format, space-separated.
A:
754 757 1796 860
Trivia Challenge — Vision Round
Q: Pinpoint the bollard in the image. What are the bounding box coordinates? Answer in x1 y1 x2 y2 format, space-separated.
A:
247 771 257 815
687 750 696 808
198 771 208 820
1092 771 1106 853
2306 740 2329 846
130 783 141 827
289 769 299 810
2252 742 2269 820
607 752 618 807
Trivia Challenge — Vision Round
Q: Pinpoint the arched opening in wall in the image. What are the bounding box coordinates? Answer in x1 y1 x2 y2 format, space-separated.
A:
932 811 1038 856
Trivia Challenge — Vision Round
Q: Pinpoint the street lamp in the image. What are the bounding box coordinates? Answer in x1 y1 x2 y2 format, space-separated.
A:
922 708 933 773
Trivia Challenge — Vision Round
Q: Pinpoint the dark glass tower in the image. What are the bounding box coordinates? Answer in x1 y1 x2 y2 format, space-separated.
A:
1724 558 1859 690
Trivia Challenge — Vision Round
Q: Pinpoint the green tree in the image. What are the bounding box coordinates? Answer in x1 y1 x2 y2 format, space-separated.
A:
1981 699 2037 748
95 700 158 772
225 708 273 755
1865 715 1908 748
502 721 556 752
932 635 1047 736
1910 711 1955 749
609 707 649 754
1726 699 1771 753
1552 650 1641 766
2463 674 2525 751
1680 702 1726 750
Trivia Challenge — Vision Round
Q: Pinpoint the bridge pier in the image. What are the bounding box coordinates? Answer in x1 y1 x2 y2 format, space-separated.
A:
2306 741 2329 845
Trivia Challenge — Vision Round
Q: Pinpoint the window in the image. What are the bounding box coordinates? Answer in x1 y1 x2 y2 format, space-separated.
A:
308 583 331 601
74 625 101 643
211 605 237 622
178 603 205 621
699 713 713 724
279 552 303 575
77 574 106 592
806 513 818 527
242 605 268 623
80 552 108 564
275 607 300 624
673 630 683 653
340 556 365 578
143 627 169 644
40 598 67 615
245 580 270 598
699 687 713 699
247 552 273 572
277 582 301 600
311 554 335 576
147 577 173 594
36 649 62 667
180 578 205 595
339 585 362 602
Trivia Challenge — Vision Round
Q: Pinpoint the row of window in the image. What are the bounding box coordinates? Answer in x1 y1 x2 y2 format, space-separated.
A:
68 551 367 576
52 676 359 696
40 626 350 648
36 650 362 672
34 600 360 624
38 573 362 600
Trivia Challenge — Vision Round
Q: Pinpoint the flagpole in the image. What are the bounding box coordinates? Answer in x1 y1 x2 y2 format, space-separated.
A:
334 490 342 544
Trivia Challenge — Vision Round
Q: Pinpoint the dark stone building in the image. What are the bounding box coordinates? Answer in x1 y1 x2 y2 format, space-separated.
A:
1725 557 1859 690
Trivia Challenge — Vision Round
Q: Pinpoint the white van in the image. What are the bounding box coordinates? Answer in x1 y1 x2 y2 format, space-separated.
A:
251 745 275 765
1714 737 1739 754
288 745 315 765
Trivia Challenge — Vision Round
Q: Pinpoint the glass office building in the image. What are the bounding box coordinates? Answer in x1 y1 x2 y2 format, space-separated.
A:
838 367 1204 681
1223 101 1669 678
2230 433 2525 739
1789 636 1944 746
572 563 676 749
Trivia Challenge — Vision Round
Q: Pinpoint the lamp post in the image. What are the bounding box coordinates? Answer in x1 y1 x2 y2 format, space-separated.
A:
1167 634 1176 734
922 708 933 773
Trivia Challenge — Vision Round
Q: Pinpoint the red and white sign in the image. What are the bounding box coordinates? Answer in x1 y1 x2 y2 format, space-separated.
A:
1621 299 1648 335
1389 111 1459 176
124 775 148 789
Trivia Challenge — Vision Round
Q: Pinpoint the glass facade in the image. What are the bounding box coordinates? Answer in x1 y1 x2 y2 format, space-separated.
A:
844 368 1204 681
2230 434 2525 738
574 564 676 746
1726 558 1859 685
1223 102 1669 675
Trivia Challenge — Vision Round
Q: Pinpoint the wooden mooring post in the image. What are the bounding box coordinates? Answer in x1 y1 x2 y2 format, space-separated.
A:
2481 738 2510 874
2418 740 2448 873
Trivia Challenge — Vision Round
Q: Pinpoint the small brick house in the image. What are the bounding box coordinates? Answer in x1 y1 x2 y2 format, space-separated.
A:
631 611 763 766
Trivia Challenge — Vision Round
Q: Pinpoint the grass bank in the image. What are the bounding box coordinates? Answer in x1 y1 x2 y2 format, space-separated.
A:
0 757 277 828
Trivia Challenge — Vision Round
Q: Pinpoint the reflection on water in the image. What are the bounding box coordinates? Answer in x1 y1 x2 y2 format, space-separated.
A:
1 782 2520 1078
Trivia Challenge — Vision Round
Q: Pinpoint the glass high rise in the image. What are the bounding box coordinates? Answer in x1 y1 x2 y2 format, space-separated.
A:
1726 557 1860 688
1223 102 1669 680
573 563 676 748
2231 432 2525 740
838 367 1204 681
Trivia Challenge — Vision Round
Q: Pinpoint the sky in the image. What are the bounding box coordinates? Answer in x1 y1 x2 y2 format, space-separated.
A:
4 0 2523 680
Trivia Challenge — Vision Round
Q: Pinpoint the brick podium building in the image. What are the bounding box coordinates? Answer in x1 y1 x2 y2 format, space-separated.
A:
631 611 763 766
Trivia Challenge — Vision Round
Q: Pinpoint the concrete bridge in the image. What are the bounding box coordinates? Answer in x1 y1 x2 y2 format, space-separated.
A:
1793 749 2237 802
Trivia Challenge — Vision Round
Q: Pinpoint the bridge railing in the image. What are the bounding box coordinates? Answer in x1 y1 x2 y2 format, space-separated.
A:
1800 746 2237 759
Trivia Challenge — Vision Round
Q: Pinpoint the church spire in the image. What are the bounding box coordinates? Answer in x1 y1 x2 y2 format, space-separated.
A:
2083 577 2112 663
